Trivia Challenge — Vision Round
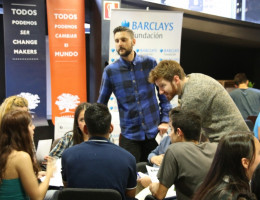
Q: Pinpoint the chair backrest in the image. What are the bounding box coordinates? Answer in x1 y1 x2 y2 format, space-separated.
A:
245 119 254 132
247 115 257 125
136 162 149 173
57 188 122 200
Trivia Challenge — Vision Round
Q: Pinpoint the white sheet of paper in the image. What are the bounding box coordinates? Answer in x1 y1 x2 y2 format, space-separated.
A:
40 158 63 187
146 165 159 183
54 117 74 140
135 184 176 200
36 139 52 162
155 132 168 144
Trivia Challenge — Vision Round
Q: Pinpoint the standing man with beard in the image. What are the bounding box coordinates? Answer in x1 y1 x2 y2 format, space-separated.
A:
98 26 171 163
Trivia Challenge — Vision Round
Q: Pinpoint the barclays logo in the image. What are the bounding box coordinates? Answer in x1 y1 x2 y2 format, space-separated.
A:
111 58 115 62
132 21 174 31
160 49 163 53
136 49 139 52
121 20 130 28
111 48 115 52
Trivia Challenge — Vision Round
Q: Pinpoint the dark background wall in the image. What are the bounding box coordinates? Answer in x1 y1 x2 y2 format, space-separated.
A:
118 0 260 89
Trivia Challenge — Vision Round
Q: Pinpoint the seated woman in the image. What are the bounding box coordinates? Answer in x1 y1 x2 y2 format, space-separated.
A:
0 110 56 200
0 95 49 179
192 131 260 200
49 102 91 159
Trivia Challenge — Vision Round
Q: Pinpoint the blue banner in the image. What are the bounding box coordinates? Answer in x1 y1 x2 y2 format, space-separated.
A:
3 0 47 123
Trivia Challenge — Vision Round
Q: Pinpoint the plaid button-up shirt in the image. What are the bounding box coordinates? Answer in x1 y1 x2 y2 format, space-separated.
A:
49 131 73 159
98 53 171 140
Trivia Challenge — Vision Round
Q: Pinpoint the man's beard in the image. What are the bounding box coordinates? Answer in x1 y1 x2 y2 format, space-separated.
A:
166 82 178 101
117 47 132 57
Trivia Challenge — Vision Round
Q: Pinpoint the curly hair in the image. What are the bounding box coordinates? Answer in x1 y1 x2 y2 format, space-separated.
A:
0 96 28 127
148 60 186 83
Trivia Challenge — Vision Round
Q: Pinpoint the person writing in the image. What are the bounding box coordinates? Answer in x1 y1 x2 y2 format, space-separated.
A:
149 108 217 200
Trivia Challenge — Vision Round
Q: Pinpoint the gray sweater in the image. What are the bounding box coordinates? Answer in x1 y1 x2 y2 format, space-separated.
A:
180 73 249 142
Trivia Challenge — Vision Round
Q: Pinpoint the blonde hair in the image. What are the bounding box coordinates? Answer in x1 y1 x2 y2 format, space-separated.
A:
0 96 28 126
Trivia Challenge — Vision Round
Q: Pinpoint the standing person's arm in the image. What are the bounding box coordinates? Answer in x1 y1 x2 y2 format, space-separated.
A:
148 145 161 165
150 58 171 135
97 69 113 105
17 152 56 200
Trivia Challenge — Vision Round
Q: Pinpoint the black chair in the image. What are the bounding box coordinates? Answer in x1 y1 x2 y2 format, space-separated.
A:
245 119 254 132
145 194 177 200
136 161 149 173
57 188 122 200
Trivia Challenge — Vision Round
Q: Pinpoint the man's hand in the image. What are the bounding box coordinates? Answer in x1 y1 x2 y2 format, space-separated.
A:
149 182 168 200
158 123 169 136
149 182 159 196
150 154 164 166
137 176 152 188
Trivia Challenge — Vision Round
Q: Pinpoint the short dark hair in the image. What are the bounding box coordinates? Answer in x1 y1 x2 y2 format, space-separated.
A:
234 73 248 85
113 26 134 38
169 107 201 141
84 103 111 136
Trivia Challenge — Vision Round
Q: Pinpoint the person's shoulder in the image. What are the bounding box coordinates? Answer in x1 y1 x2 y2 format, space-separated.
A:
229 88 240 94
137 54 156 62
171 141 217 151
189 73 217 82
247 88 260 95
63 131 73 138
161 135 171 144
249 87 260 93
62 142 83 157
104 59 121 70
199 142 218 150
12 150 31 164
110 143 136 162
